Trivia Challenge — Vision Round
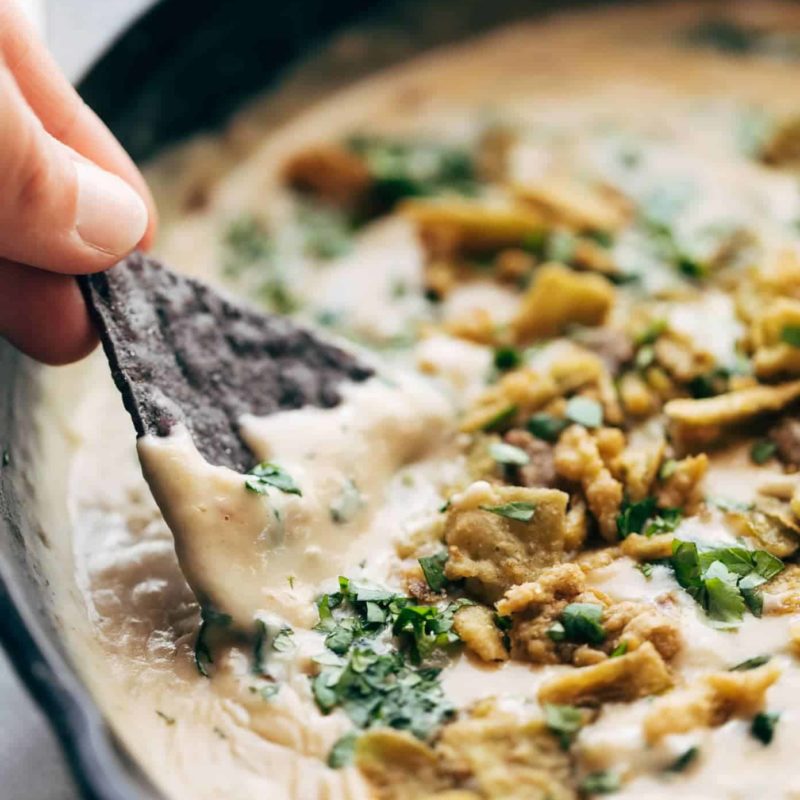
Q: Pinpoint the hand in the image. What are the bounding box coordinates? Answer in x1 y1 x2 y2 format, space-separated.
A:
0 2 157 365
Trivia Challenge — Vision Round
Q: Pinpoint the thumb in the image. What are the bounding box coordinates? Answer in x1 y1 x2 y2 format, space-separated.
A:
0 59 148 274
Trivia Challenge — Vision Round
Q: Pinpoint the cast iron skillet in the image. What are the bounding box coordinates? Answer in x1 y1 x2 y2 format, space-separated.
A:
0 0 623 797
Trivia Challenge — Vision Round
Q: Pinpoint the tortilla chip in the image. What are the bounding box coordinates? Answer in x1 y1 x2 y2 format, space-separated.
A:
80 253 372 471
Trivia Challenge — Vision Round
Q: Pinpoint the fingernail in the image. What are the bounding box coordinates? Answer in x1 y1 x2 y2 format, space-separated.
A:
74 161 148 256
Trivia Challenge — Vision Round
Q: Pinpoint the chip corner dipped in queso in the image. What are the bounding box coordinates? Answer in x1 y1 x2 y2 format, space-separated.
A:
35 2 800 798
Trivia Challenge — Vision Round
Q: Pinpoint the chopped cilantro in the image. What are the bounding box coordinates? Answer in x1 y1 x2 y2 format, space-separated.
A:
194 607 232 677
223 215 272 272
667 746 699 772
251 684 280 701
677 256 706 280
480 501 536 522
634 319 667 346
481 404 518 432
751 711 780 745
565 396 603 429
392 602 467 664
222 216 300 313
549 603 606 646
245 462 302 496
419 551 449 593
544 703 583 750
254 620 295 674
616 497 657 538
750 440 777 465
348 135 477 206
494 614 513 631
489 441 530 466
272 626 295 653
314 576 465 664
646 507 683 535
637 562 654 579
312 645 455 739
669 540 783 625
730 654 771 671
781 325 800 347
703 560 747 622
527 413 568 442
493 346 522 371
617 498 681 539
298 204 353 260
581 770 620 794
328 731 359 768
688 367 730 399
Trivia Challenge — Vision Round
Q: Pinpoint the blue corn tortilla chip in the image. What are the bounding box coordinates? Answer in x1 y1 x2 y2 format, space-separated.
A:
79 253 373 471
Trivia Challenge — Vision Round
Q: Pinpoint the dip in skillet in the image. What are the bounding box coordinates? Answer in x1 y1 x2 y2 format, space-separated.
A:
36 1 800 797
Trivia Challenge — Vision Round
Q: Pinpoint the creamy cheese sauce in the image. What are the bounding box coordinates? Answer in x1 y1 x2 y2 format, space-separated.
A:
27 2 800 798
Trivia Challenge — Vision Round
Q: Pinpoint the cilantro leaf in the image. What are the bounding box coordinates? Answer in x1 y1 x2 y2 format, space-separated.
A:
194 607 232 677
252 683 280 702
703 561 746 624
730 654 771 671
671 540 704 595
392 600 468 664
493 346 522 371
272 626 295 653
480 502 536 522
581 770 620 794
616 497 657 538
549 603 606 645
750 439 777 465
327 731 359 768
481 404 518 432
646 507 683 535
348 136 477 205
419 551 449 593
313 576 466 664
666 746 699 772
312 646 455 739
489 442 530 466
544 703 583 750
245 462 302 495
565 396 603 428
669 540 784 625
751 711 780 745
254 620 295 673
780 325 800 347
634 319 667 346
298 204 353 260
527 413 568 442
610 641 628 657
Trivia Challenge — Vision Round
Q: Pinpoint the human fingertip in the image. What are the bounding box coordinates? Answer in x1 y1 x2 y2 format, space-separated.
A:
74 160 148 257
